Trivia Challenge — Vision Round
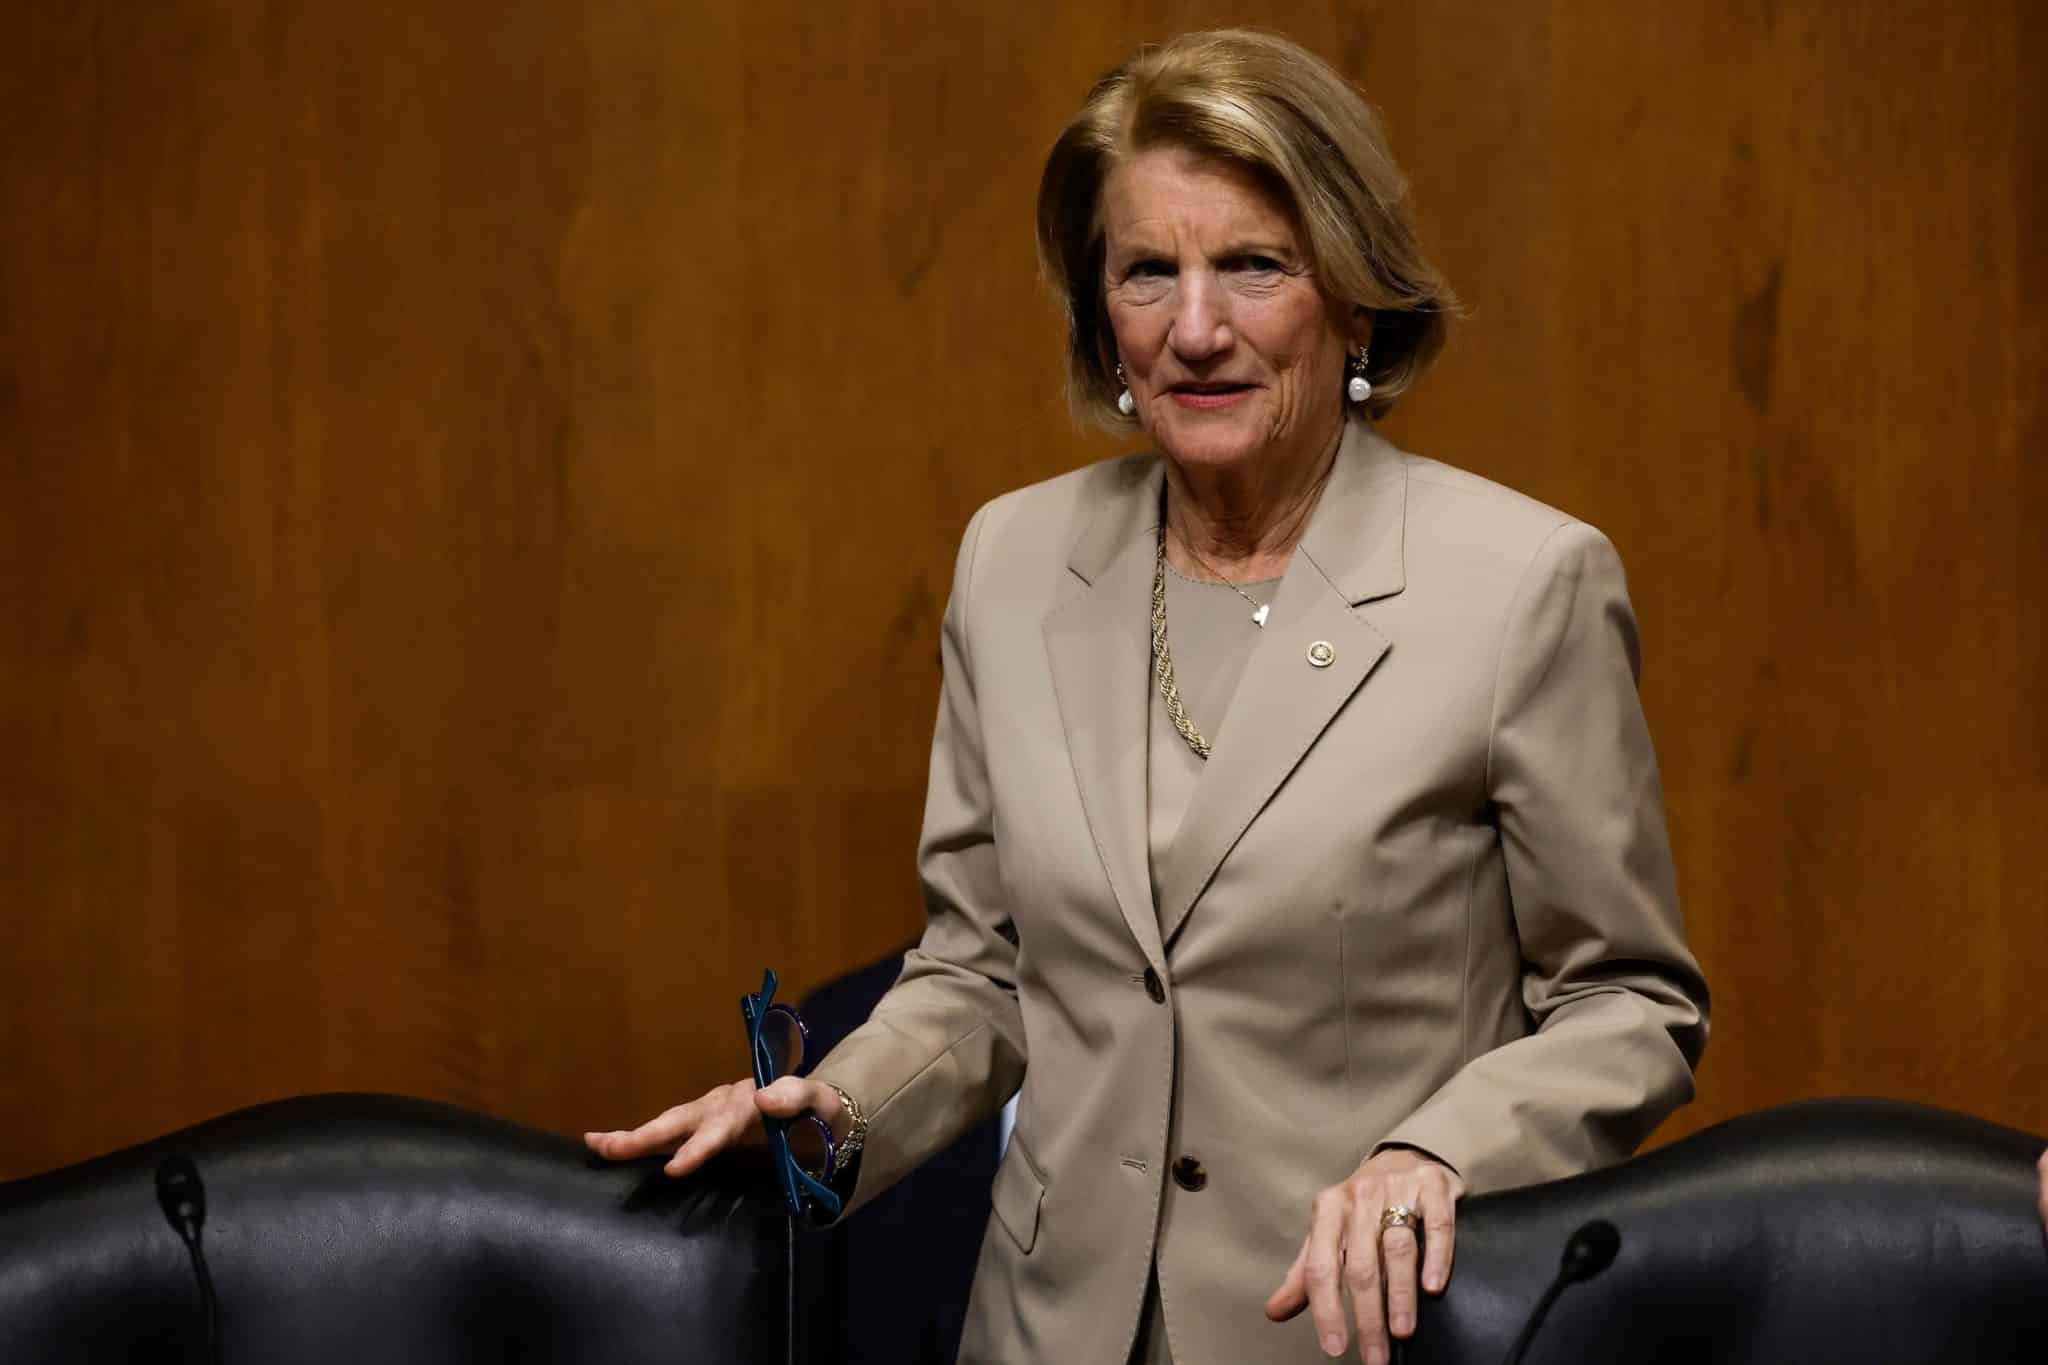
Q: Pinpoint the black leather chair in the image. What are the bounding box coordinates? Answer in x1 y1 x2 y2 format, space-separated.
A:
6 1093 2042 1364
0 1093 788 1365
1409 1098 2048 1364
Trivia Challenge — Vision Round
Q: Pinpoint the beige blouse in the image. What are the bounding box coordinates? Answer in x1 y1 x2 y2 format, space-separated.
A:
1145 565 1282 911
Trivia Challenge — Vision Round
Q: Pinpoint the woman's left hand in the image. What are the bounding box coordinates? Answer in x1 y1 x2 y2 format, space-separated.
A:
1264 1147 1465 1363
2037 1147 2047 1230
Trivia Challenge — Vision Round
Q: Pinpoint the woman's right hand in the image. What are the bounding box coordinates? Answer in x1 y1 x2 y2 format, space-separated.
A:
583 1076 847 1178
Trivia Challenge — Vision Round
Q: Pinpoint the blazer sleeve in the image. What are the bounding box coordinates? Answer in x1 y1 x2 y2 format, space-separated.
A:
810 501 1029 1217
1375 520 1711 1193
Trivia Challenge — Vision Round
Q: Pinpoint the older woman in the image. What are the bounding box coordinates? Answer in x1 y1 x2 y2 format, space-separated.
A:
589 29 1709 1365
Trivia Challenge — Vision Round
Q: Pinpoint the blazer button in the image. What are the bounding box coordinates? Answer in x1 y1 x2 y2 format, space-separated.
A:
1142 966 1166 1003
1172 1156 1207 1192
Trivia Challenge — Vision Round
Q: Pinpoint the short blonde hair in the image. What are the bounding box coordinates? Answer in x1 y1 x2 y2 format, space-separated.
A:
1037 29 1457 426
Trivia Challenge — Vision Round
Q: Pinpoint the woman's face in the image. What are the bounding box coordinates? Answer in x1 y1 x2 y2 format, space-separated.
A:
1101 146 1353 479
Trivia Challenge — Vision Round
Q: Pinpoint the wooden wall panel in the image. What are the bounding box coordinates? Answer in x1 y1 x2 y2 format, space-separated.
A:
2 1 2041 1180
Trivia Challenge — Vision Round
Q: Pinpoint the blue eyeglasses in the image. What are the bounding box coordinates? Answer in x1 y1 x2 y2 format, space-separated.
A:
741 969 843 1221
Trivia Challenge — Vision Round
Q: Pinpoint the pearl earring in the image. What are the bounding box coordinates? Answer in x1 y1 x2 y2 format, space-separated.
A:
1346 345 1373 404
1116 363 1135 416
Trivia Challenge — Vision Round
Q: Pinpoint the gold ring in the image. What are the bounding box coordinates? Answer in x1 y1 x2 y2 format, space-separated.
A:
1380 1204 1417 1234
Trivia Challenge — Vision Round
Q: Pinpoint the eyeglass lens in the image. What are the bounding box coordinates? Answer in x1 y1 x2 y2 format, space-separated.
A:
785 1113 834 1178
757 1005 806 1079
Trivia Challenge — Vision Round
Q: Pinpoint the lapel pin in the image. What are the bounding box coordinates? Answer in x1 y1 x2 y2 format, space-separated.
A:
1306 640 1335 668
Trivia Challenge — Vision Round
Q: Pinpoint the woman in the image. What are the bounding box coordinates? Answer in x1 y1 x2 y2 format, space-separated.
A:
589 29 1709 1365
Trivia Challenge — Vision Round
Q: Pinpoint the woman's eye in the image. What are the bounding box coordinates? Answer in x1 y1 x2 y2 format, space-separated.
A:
1126 259 1173 279
1234 255 1284 274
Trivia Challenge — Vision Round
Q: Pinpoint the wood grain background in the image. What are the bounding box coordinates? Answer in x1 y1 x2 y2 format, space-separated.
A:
2 1 2042 1181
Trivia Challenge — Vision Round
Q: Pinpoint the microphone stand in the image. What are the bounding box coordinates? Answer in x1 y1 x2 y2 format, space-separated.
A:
156 1156 222 1365
1501 1219 1620 1365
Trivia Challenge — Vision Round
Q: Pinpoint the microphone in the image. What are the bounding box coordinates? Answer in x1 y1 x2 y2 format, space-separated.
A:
1500 1219 1619 1365
155 1156 221 1365
156 1155 204 1233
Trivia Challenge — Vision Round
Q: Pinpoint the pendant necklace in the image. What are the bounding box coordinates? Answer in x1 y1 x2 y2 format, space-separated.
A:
1169 524 1271 627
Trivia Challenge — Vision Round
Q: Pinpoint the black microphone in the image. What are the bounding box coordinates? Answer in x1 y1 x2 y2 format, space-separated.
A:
1501 1219 1619 1365
155 1156 221 1365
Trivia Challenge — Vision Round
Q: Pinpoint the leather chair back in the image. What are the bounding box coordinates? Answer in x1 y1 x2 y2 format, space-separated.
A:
1410 1098 2048 1364
0 1093 787 1365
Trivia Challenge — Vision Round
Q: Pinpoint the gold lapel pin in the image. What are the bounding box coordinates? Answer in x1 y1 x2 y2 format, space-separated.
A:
1306 640 1335 668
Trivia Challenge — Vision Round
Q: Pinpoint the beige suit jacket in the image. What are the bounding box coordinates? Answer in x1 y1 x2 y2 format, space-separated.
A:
814 420 1710 1364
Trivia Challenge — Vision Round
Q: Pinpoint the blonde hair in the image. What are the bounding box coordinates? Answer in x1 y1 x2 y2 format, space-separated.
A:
1037 29 1457 426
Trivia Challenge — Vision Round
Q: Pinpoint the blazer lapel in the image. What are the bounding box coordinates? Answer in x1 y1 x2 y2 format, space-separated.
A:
1155 421 1409 948
1043 459 1169 972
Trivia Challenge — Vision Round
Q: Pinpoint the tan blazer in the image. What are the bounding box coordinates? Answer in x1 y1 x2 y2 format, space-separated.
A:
814 420 1709 1364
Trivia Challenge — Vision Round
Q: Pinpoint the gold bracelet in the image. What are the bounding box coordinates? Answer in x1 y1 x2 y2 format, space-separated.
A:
821 1081 866 1178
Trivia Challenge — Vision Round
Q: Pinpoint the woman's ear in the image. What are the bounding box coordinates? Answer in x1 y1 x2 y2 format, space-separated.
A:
1351 307 1376 350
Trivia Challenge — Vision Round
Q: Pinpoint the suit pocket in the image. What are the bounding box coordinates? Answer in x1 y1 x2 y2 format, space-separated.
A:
989 1133 1047 1254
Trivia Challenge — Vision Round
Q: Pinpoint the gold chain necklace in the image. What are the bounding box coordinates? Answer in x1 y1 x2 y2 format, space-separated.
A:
1151 523 1213 761
1154 463 1329 761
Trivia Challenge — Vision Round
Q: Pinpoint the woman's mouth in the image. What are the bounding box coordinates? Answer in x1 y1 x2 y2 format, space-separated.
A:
1167 381 1257 410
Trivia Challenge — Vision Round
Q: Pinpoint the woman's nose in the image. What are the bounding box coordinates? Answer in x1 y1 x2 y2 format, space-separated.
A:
1166 274 1232 362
